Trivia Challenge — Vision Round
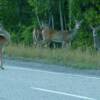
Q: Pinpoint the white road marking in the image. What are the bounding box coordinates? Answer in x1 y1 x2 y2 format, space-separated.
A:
4 65 98 100
31 87 96 100
6 65 100 80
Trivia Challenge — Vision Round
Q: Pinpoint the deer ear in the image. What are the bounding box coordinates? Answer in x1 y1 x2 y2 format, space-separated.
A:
41 22 45 29
75 19 83 24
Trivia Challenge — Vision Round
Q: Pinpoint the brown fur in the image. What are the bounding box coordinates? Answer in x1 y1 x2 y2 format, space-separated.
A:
0 36 7 45
0 36 6 69
41 26 69 47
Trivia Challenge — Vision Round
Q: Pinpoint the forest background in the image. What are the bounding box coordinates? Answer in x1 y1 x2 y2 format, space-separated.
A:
0 0 100 48
0 0 100 69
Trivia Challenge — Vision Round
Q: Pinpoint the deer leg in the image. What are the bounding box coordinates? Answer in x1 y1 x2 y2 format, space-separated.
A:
53 42 56 48
0 48 4 70
68 41 71 47
62 41 65 48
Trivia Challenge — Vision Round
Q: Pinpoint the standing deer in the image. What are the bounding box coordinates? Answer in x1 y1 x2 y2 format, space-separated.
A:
41 20 83 48
0 24 10 70
91 25 100 50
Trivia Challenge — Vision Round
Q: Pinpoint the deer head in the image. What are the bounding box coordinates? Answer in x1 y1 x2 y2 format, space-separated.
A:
74 20 83 30
0 24 10 45
41 23 51 41
68 19 83 41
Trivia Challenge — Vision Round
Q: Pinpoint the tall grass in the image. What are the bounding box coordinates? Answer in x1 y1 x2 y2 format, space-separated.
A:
4 44 100 69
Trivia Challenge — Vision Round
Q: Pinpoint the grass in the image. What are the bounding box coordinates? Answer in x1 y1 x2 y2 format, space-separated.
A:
4 44 100 70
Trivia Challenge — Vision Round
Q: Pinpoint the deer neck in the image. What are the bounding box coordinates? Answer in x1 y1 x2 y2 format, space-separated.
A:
68 26 79 41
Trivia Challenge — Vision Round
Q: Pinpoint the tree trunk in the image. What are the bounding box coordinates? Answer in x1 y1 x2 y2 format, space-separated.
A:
68 0 72 31
48 16 51 27
51 15 54 29
64 15 67 30
35 2 41 28
36 13 41 28
59 0 64 31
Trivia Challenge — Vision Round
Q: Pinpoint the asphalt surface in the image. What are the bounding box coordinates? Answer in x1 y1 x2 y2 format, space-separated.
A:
0 59 100 100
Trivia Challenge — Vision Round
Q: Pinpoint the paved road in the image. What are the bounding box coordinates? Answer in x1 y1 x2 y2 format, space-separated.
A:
0 60 100 100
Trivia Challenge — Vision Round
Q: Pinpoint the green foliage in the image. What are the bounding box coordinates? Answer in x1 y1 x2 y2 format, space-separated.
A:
21 25 33 46
0 0 100 48
0 0 18 27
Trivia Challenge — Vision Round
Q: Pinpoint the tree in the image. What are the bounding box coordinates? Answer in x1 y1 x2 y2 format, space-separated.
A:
0 0 100 47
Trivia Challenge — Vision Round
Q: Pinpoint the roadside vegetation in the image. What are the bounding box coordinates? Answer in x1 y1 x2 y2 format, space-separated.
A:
1 0 100 70
5 44 100 70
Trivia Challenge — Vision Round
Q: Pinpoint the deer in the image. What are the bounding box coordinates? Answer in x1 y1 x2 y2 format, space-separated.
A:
0 24 10 70
90 25 100 51
41 20 83 48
